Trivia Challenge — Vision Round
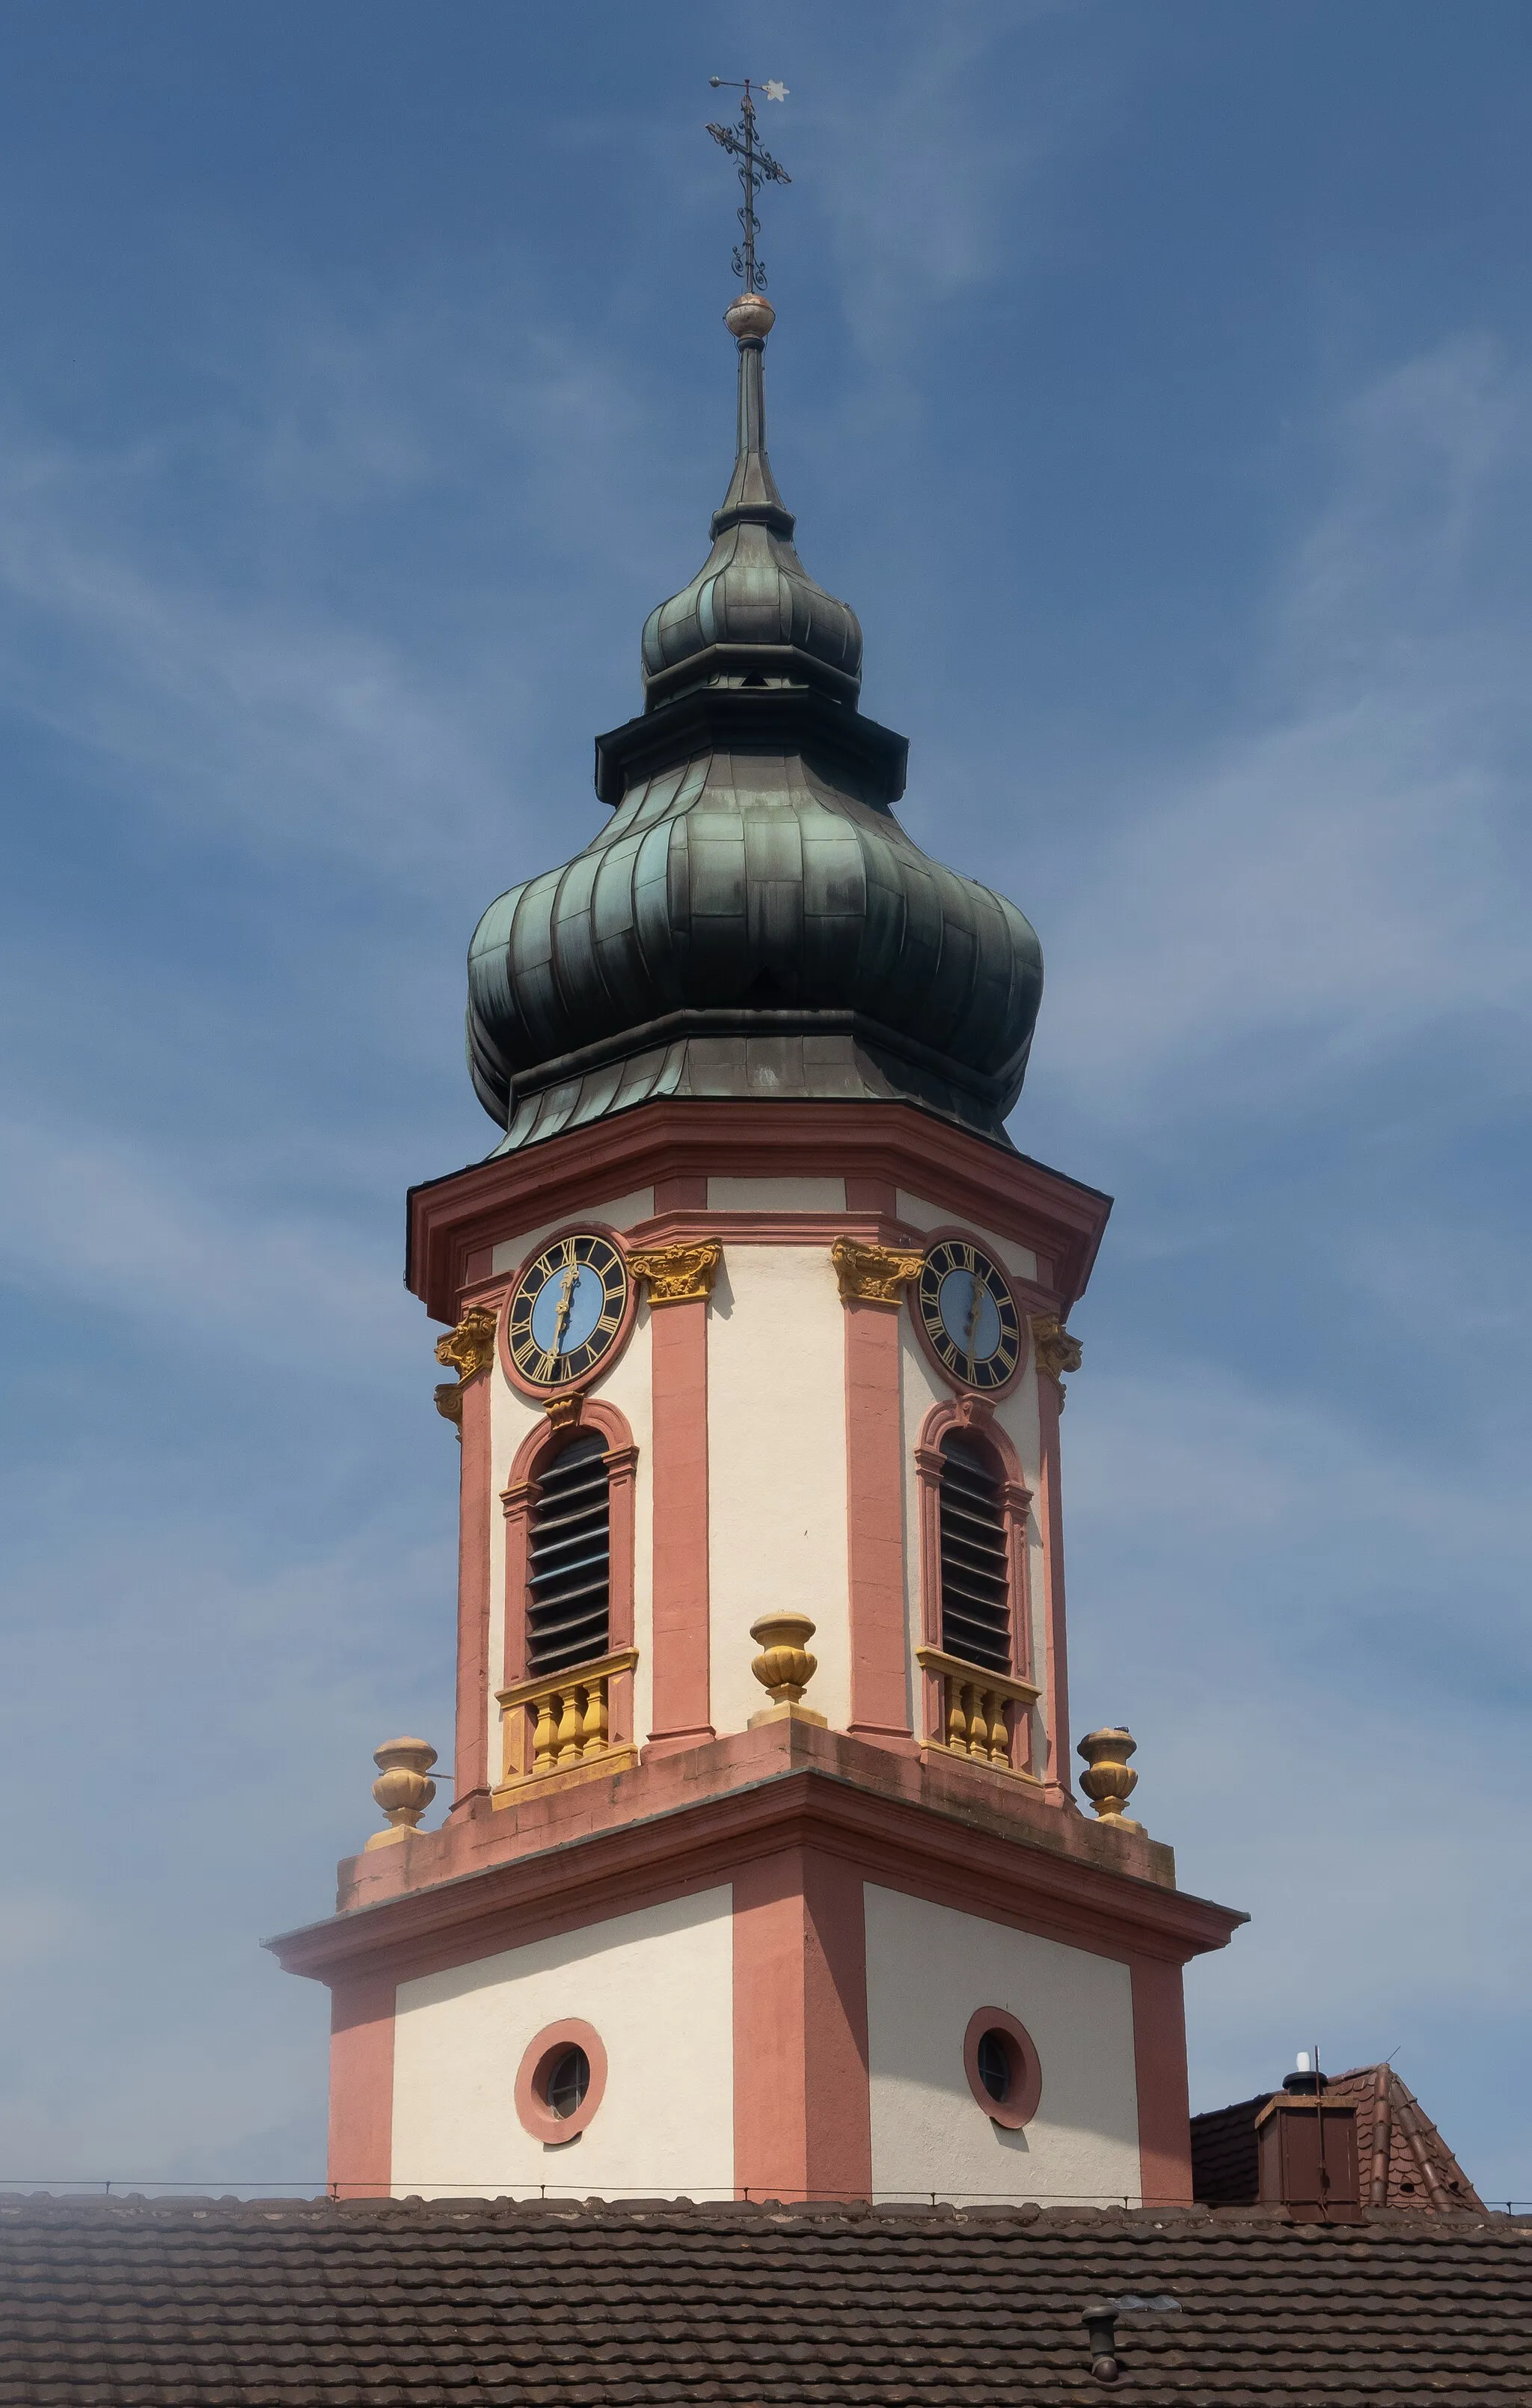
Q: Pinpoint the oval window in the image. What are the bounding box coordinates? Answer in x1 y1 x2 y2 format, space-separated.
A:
975 2028 1013 2102
545 2044 591 2120
514 2019 608 2143
963 2006 1042 2129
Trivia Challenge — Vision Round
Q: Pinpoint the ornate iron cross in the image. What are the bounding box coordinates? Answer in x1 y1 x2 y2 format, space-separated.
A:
706 76 790 292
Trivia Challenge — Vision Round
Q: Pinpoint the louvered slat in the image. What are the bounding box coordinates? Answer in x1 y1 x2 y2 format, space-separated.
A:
527 1433 611 1676
939 1433 1011 1673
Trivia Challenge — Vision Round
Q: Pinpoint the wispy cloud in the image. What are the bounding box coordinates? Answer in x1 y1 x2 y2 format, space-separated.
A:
1029 336 1532 1124
1064 1358 1532 2178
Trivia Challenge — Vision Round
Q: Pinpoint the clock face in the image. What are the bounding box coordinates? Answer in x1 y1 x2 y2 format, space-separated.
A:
505 1232 629 1390
916 1239 1023 1391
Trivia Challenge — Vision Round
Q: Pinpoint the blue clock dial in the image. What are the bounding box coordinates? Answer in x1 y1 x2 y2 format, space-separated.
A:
916 1240 1023 1391
506 1233 628 1389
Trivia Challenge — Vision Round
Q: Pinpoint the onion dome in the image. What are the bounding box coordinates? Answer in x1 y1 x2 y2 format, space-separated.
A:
467 295 1044 1154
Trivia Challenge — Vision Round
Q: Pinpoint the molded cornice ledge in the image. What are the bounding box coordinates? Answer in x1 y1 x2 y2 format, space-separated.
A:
264 1719 1244 1994
406 1099 1112 1325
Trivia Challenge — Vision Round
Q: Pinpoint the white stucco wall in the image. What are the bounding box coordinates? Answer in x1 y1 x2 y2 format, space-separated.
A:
391 1886 735 2199
862 1885 1141 2205
707 1176 846 1213
489 1189 655 1277
895 1191 1038 1284
707 1243 851 1734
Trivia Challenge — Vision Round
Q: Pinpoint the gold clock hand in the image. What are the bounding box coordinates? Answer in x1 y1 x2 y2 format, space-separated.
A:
552 1263 580 1352
963 1275 983 1370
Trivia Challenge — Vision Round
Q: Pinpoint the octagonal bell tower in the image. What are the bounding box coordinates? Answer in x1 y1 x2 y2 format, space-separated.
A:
271 262 1243 2209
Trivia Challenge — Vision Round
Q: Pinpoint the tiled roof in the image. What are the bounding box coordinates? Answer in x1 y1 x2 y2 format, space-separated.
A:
1191 2065 1485 2214
2 2193 1529 2405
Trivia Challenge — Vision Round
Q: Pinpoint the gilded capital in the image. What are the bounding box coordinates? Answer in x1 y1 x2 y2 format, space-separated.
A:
628 1240 722 1306
1029 1313 1083 1384
831 1237 925 1306
435 1305 499 1382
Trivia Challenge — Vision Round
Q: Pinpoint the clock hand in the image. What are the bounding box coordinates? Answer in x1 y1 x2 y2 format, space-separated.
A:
963 1275 983 1371
552 1264 580 1353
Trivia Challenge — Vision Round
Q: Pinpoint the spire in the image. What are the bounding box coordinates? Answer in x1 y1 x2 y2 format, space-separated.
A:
638 292 863 711
711 293 794 536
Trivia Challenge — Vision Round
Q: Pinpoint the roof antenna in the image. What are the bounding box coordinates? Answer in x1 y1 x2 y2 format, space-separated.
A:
706 76 791 292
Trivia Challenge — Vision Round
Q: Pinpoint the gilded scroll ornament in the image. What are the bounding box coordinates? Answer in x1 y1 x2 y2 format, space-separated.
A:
1029 1313 1083 1384
433 1382 465 1430
435 1305 499 1382
830 1237 926 1306
627 1240 722 1306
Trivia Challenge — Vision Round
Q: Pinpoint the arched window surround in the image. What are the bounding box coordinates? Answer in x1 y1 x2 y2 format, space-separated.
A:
497 1397 639 1797
914 1396 1037 1777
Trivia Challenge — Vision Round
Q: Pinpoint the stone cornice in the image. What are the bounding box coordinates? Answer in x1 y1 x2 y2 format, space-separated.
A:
406 1099 1112 1326
266 1722 1243 1993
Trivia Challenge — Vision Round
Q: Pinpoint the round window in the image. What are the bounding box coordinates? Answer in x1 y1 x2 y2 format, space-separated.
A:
514 2020 607 2143
975 2028 1013 2102
963 2006 1042 2129
545 2045 590 2120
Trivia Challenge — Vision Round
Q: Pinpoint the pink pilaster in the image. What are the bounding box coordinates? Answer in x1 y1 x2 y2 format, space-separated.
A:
646 1294 714 1754
1034 1367 1073 1804
453 1365 494 1812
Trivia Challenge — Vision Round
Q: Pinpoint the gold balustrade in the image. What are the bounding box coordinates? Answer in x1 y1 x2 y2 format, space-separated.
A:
915 1646 1041 1777
494 1647 640 1801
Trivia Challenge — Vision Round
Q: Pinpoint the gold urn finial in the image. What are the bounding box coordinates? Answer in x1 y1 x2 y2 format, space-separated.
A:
748 1611 826 1727
1076 1727 1140 1828
365 1737 438 1850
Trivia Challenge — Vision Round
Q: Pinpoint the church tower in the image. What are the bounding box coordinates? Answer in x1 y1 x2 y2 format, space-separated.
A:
272 183 1243 2203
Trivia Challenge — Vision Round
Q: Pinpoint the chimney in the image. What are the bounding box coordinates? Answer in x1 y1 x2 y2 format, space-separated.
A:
1256 2054 1363 2222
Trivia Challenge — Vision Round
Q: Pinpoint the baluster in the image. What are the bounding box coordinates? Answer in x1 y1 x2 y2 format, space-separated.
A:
963 1682 986 1757
581 1676 608 1758
557 1687 583 1764
946 1677 966 1753
987 1694 1011 1767
532 1694 559 1771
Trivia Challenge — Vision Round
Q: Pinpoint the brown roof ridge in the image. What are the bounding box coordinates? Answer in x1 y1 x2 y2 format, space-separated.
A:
0 2190 1518 2231
1329 2062 1486 2213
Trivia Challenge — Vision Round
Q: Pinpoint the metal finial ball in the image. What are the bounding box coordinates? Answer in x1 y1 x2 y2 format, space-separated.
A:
725 292 775 340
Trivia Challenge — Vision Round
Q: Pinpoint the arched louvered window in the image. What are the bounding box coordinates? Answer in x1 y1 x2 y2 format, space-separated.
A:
527 1433 610 1676
938 1432 1013 1673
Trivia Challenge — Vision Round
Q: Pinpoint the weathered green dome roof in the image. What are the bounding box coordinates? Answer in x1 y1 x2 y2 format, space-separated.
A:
466 298 1044 1154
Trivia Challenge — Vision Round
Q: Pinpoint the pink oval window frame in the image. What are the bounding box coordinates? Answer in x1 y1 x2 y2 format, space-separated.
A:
514 2018 609 2144
963 2006 1042 2130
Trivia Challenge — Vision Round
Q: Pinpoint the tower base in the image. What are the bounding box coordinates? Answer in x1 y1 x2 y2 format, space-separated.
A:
270 1717 1243 2205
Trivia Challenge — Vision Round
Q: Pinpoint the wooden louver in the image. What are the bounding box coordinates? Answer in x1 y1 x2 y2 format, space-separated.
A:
527 1433 611 1676
938 1433 1012 1674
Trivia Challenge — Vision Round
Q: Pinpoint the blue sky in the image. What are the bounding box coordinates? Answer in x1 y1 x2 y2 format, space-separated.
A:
1 1 1529 2199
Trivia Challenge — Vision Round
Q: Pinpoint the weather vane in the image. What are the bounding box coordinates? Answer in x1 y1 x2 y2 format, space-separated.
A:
706 76 790 293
